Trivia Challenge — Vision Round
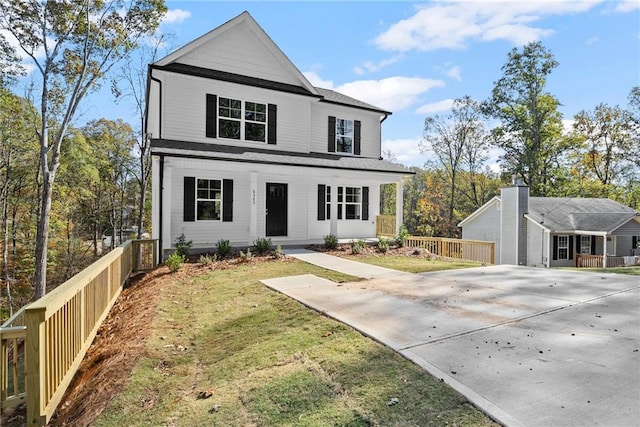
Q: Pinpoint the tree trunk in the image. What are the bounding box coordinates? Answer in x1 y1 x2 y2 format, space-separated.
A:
33 171 54 299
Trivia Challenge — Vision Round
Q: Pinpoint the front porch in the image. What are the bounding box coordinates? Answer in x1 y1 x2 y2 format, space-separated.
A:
576 254 640 268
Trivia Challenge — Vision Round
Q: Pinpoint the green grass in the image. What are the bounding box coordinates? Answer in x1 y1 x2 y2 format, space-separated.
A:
572 266 640 275
94 259 496 427
346 254 483 273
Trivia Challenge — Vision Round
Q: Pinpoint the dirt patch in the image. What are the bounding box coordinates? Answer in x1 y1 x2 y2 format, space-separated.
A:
308 243 439 259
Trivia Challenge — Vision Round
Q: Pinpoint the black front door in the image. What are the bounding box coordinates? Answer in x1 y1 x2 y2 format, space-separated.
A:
266 183 287 236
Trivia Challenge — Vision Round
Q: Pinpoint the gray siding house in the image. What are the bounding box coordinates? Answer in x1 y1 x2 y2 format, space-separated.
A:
459 184 640 268
145 12 412 257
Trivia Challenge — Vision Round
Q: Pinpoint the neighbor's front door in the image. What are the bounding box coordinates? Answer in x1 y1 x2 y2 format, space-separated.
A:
266 183 287 236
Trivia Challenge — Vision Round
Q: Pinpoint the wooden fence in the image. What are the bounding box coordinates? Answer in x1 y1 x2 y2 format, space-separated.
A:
375 215 397 238
575 254 625 268
404 236 495 265
0 239 157 426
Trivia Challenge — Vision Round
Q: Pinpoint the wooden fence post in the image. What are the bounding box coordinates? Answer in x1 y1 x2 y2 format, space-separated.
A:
25 307 46 427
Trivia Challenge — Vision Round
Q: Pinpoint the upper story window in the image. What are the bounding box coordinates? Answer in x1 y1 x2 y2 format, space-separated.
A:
206 94 276 144
336 119 354 154
218 97 266 142
328 116 361 155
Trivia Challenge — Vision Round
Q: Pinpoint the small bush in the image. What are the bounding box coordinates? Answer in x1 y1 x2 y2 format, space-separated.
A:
174 233 193 258
216 239 231 258
350 239 366 255
274 245 285 259
199 253 216 266
413 247 423 255
378 237 390 254
239 248 253 262
165 253 185 273
323 234 338 250
396 224 409 248
253 237 272 255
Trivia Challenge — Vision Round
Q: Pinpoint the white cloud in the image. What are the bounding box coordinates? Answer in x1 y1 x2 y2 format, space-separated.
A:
585 36 599 45
375 0 601 52
614 0 640 13
354 54 403 75
302 71 334 89
382 138 426 167
336 77 445 112
444 65 461 81
415 99 455 115
162 9 191 24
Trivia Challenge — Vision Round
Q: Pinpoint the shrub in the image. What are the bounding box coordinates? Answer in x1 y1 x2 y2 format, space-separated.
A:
378 237 390 254
216 239 232 258
323 234 338 250
199 253 216 266
274 245 285 259
253 237 272 255
350 239 366 255
174 233 193 258
165 253 185 273
239 248 253 262
396 224 409 248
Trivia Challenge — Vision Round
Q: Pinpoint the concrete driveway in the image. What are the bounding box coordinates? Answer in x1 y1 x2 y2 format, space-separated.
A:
262 254 640 427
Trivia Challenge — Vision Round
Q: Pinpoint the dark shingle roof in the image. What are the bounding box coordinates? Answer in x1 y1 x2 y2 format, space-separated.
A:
527 197 638 232
151 139 412 175
315 87 391 115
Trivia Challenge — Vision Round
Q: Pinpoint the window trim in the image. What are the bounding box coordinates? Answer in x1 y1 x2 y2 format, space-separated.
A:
336 118 354 155
218 97 267 142
337 186 361 220
580 235 591 254
328 116 361 155
195 178 222 221
206 94 276 144
557 235 569 260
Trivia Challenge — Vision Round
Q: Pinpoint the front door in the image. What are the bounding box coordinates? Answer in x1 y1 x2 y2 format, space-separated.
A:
266 183 287 236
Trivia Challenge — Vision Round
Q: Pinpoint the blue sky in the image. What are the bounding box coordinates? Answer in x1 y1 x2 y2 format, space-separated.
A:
11 1 640 168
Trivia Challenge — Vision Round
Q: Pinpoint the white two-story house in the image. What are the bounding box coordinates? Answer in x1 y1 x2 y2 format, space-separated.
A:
146 12 411 257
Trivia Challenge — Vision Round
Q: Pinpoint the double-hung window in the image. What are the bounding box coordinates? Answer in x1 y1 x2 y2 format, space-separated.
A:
557 235 569 260
337 186 361 220
336 119 354 154
196 179 222 221
580 235 591 254
218 97 266 142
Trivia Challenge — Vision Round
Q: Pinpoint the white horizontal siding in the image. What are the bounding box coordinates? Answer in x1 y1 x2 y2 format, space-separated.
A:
158 70 310 153
179 23 301 87
309 101 382 158
163 158 393 249
461 202 501 264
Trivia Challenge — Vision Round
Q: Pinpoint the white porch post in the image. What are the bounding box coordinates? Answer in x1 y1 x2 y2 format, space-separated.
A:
249 172 258 242
395 179 404 234
330 184 338 237
603 234 608 268
162 165 172 252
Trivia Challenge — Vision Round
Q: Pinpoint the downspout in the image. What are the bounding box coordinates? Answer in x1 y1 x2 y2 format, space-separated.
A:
159 155 165 261
379 112 389 160
147 65 164 259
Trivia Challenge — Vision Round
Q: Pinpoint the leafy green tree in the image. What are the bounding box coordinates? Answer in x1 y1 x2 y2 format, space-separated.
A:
421 96 488 235
0 0 166 298
572 104 634 197
483 41 569 196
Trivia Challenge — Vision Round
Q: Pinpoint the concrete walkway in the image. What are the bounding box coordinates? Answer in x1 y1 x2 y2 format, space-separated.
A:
262 249 640 427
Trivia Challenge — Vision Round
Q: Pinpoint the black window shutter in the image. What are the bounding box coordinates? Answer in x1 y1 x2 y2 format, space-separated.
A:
552 236 558 260
317 184 326 220
591 235 597 255
337 186 343 219
184 177 195 222
222 179 233 222
362 186 369 220
569 236 574 259
206 94 217 138
633 236 638 249
576 236 582 255
354 120 361 155
267 104 277 145
328 116 336 152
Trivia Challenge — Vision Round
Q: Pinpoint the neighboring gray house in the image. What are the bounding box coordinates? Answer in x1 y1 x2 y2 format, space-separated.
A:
459 184 640 268
145 12 411 257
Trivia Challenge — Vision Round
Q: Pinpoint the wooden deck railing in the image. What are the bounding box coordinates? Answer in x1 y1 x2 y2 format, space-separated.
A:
576 254 625 268
376 215 396 237
405 236 495 265
0 239 157 426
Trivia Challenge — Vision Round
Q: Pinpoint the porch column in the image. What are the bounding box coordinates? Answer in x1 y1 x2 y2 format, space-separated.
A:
603 236 607 268
161 165 172 252
395 178 404 234
330 184 338 237
249 172 258 242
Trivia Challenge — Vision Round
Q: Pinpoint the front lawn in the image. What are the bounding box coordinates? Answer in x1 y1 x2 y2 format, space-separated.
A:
577 266 640 275
90 258 496 427
346 254 482 273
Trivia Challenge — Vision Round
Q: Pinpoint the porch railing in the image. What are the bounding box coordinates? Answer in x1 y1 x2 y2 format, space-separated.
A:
405 236 495 265
0 239 157 426
576 254 626 268
375 215 396 237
